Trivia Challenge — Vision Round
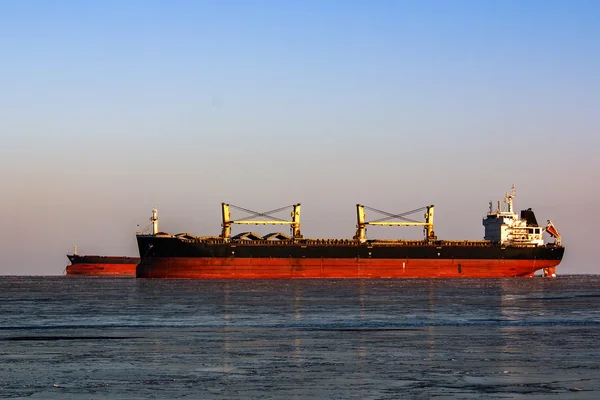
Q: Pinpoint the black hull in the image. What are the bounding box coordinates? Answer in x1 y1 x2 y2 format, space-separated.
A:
137 236 564 262
67 254 140 265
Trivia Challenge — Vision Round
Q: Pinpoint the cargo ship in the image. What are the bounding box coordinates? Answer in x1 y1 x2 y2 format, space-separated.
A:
136 187 564 279
66 248 139 277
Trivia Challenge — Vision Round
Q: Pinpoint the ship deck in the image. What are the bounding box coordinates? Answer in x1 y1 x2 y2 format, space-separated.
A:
174 235 557 249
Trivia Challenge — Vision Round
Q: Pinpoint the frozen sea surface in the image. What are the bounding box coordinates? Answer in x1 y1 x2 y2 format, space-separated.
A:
1 276 599 399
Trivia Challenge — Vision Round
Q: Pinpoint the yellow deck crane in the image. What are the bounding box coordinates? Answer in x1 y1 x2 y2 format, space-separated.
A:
220 203 302 241
354 204 436 242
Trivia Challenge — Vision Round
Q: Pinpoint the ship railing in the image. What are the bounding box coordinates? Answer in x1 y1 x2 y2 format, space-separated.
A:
371 240 494 247
190 237 497 247
193 239 497 247
506 243 541 248
508 237 538 243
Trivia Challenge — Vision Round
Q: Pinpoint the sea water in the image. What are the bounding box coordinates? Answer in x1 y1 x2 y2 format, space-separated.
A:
0 276 599 399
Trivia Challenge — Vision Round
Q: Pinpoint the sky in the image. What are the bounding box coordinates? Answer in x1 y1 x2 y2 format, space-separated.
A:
1 0 598 275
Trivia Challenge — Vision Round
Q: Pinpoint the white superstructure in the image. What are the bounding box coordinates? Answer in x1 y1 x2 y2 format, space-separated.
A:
483 185 545 246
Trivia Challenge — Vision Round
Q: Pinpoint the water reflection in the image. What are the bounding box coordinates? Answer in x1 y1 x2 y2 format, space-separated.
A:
426 280 437 360
358 280 366 368
222 282 232 373
293 283 303 363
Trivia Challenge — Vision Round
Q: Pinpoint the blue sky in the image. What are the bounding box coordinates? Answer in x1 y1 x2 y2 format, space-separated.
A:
1 0 598 274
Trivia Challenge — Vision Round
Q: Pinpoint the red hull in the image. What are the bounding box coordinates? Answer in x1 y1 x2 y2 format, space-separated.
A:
66 263 136 277
136 257 562 279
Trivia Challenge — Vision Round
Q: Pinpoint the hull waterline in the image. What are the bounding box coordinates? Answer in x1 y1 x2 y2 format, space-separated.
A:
136 256 562 279
66 264 137 277
66 255 139 277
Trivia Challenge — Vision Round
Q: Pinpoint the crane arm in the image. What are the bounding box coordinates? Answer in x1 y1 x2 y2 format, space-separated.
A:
545 220 561 245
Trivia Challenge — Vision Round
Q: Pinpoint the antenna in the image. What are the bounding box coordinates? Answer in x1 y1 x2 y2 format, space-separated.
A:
504 184 516 213
151 209 159 235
